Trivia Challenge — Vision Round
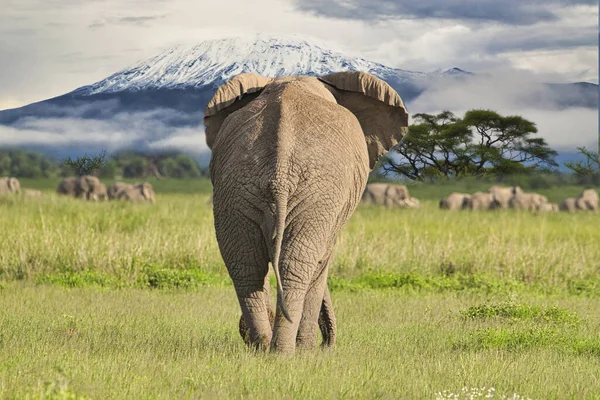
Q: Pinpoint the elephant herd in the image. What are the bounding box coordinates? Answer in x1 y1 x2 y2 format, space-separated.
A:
440 185 599 213
0 175 156 203
57 176 156 203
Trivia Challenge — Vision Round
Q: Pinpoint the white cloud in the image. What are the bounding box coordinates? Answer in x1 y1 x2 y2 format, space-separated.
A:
0 109 208 156
407 71 598 152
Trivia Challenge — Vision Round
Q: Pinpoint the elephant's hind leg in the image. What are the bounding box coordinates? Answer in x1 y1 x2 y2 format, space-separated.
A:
215 211 274 351
296 253 333 350
296 255 333 351
238 273 275 347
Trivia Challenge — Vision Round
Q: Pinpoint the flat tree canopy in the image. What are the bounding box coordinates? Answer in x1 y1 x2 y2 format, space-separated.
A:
381 109 558 181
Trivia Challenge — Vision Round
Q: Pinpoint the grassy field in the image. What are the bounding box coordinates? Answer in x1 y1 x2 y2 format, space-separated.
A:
1 178 599 399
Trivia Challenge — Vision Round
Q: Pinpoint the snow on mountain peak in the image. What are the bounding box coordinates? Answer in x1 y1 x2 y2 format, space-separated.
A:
77 33 433 96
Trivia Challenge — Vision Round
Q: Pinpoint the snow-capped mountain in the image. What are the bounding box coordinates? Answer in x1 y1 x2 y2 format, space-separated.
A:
74 34 441 96
0 33 597 163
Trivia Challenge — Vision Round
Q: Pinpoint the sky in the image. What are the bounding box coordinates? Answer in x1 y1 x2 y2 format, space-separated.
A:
0 0 597 109
0 0 598 157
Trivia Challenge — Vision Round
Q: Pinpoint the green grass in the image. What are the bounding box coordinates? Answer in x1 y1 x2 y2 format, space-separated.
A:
1 284 599 399
1 179 600 398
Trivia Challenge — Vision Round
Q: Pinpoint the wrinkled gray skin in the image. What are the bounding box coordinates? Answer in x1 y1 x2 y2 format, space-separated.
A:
440 192 470 210
488 185 522 209
205 71 408 354
0 177 21 195
361 183 409 207
575 188 599 212
116 183 156 203
238 273 337 348
57 176 104 200
509 191 548 211
466 192 498 210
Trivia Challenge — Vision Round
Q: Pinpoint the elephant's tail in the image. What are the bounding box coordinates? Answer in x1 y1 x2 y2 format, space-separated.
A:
272 192 292 323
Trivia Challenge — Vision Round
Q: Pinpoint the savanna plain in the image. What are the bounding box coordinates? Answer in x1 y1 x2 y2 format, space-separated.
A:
1 178 599 399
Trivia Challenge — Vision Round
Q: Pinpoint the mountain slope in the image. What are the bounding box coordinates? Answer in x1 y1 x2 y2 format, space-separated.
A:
0 33 597 162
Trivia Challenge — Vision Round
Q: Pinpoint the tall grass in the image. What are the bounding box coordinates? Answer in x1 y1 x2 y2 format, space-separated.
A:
1 179 599 398
1 185 598 291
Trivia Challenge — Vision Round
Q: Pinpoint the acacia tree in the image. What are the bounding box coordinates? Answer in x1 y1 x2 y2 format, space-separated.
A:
564 146 600 185
381 109 558 181
62 150 109 177
564 146 599 176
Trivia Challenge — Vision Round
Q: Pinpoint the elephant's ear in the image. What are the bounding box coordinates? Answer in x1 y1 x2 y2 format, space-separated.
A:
318 71 409 169
203 73 272 149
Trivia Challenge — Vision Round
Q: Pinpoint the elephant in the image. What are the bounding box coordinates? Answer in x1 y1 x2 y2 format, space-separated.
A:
204 71 409 354
107 182 132 200
509 191 548 211
77 175 104 200
57 176 105 200
95 183 108 201
0 177 21 195
488 185 522 209
116 182 156 203
466 191 499 210
439 192 471 210
57 177 78 197
575 188 599 212
23 188 43 197
537 202 558 213
559 197 577 213
361 182 410 207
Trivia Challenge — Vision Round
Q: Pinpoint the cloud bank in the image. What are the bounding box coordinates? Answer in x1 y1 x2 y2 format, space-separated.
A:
0 0 597 109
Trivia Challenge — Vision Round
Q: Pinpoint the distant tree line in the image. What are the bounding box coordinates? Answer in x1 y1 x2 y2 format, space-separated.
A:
2 108 598 185
0 149 208 179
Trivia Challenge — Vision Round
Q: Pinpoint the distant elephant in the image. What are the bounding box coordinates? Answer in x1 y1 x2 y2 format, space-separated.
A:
96 183 108 201
204 71 408 353
77 175 104 200
23 189 43 197
575 188 599 212
537 203 558 213
107 182 131 199
57 177 78 197
361 183 410 207
0 177 21 195
439 192 471 210
57 175 105 200
488 185 522 209
116 182 156 203
559 197 577 213
466 191 498 210
509 191 548 211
